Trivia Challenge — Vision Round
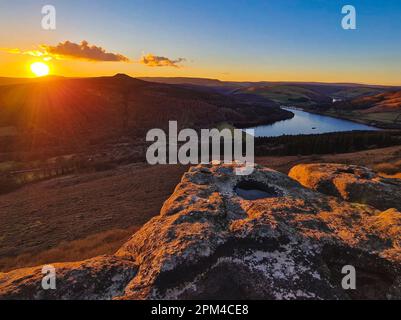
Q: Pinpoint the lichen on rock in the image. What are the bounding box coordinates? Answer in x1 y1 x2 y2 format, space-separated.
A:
1 163 400 300
289 163 401 211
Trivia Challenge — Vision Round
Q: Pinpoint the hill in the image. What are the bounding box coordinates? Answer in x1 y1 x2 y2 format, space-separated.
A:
321 90 401 113
138 77 235 87
140 77 399 107
234 84 331 106
352 90 401 113
0 74 291 158
233 83 399 107
306 90 401 128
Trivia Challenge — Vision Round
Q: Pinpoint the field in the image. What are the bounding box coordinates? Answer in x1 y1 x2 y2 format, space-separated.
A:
0 163 188 271
1 146 401 272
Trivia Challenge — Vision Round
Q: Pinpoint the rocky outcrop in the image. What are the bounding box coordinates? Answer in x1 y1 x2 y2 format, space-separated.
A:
289 163 401 211
1 163 400 300
0 255 137 300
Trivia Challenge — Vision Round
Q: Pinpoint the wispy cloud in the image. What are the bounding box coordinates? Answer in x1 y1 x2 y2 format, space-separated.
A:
2 43 188 68
1 48 48 57
139 53 185 68
2 40 130 62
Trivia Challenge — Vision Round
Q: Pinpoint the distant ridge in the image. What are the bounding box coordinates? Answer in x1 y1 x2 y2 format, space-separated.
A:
139 76 230 87
1 75 399 90
139 76 401 89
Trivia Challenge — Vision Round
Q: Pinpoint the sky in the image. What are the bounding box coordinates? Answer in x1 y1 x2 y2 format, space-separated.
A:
0 0 400 85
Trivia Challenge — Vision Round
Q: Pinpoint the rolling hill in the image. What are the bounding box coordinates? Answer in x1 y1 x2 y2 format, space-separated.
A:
140 77 399 107
233 83 399 107
233 84 331 106
314 90 401 114
305 90 401 128
0 74 291 156
352 90 401 113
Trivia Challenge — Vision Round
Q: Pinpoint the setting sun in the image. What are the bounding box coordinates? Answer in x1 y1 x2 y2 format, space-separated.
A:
30 62 50 77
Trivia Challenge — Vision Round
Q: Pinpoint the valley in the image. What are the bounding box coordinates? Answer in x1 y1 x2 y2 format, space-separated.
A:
248 107 379 137
1 0 400 302
141 77 401 129
1 75 401 279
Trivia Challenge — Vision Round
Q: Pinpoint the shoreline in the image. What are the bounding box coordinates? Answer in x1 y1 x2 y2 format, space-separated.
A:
243 106 386 137
296 106 400 130
234 107 295 130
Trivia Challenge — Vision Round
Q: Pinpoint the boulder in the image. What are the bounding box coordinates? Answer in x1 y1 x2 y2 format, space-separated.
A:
0 255 137 300
116 163 401 300
288 163 401 211
1 163 400 300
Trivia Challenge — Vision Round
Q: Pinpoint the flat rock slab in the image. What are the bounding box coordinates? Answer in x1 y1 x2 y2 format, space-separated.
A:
289 163 401 211
116 163 401 299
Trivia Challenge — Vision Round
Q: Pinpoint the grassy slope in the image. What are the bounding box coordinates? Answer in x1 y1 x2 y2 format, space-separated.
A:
309 90 401 128
333 87 385 99
308 108 401 128
0 75 291 159
236 85 328 106
0 163 188 271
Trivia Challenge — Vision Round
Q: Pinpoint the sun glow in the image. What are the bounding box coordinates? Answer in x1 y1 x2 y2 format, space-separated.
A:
30 62 50 77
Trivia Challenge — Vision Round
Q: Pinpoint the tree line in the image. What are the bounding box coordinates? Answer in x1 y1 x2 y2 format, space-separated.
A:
255 130 401 156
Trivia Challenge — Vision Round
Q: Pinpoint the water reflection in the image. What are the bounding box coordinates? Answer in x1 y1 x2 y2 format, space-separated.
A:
249 107 379 137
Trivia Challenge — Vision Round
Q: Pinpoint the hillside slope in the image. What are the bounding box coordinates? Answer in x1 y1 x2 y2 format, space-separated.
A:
353 90 401 113
140 77 399 107
0 74 291 155
306 90 401 128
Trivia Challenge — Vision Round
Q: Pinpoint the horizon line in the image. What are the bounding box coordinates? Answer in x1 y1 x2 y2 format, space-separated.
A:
1 74 400 88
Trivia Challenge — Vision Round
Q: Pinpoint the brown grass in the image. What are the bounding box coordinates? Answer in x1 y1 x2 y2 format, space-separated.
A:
257 146 401 174
0 227 138 272
373 160 401 175
0 163 188 272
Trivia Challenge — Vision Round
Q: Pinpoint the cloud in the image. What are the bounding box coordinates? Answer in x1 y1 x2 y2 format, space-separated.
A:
140 53 185 68
41 41 129 62
2 41 129 62
2 43 188 68
1 48 48 58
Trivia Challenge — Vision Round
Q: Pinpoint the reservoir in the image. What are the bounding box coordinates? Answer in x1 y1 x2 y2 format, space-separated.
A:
248 107 380 137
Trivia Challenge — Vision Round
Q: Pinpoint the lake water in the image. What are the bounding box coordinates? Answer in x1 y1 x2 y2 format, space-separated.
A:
247 107 379 137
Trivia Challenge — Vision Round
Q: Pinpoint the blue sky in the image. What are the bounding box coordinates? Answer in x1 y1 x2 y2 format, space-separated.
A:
0 0 400 84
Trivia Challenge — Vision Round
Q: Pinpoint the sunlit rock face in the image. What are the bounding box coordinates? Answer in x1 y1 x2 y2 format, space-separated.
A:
0 256 137 300
116 163 401 300
289 163 401 211
1 163 400 300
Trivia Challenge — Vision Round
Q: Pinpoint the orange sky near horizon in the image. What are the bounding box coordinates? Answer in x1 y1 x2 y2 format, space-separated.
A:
1 51 400 86
1 1 400 86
